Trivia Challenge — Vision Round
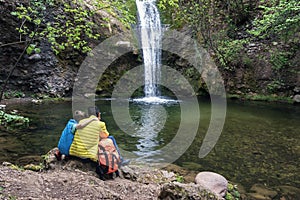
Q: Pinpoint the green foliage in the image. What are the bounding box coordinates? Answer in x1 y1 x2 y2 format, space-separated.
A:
157 0 182 27
270 50 291 70
175 174 184 183
217 38 249 69
11 0 98 54
23 163 45 171
108 0 136 28
4 90 25 99
228 93 293 103
26 44 41 55
157 0 179 10
225 183 240 200
249 0 300 41
11 0 136 55
0 110 29 127
267 80 285 93
158 0 256 70
245 94 293 103
49 2 100 54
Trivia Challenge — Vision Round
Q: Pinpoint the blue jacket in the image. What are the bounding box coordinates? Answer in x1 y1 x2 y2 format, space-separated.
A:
58 119 77 155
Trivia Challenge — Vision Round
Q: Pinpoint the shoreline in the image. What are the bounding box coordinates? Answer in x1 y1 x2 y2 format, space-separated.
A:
0 94 298 107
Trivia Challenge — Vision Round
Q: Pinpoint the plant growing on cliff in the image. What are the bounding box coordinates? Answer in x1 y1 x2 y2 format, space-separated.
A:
158 0 256 69
270 50 291 70
249 0 300 42
11 0 100 54
157 0 181 27
10 0 136 55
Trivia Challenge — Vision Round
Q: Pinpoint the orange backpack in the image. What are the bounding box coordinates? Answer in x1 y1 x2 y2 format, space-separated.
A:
97 138 120 174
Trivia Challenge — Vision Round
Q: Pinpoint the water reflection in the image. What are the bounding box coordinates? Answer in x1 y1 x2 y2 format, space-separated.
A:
110 98 175 163
132 104 166 161
112 97 199 165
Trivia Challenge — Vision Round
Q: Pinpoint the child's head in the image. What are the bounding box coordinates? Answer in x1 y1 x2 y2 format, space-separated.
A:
73 110 86 122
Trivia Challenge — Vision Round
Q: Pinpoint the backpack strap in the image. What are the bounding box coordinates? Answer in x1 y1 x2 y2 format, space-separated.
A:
111 153 119 171
98 144 109 167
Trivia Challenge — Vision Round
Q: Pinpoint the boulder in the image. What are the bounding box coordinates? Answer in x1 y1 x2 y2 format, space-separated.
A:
293 94 300 103
195 171 228 198
159 182 219 200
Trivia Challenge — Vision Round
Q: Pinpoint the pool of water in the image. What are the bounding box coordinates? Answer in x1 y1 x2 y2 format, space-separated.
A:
0 98 299 192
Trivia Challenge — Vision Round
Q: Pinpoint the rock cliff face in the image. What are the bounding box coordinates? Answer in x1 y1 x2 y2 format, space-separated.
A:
0 0 127 98
1 1 69 97
221 41 300 99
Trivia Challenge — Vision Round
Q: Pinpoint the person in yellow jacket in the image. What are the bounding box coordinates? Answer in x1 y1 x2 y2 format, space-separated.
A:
69 106 109 162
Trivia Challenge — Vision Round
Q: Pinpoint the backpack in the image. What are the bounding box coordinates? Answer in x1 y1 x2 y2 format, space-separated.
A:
97 138 121 180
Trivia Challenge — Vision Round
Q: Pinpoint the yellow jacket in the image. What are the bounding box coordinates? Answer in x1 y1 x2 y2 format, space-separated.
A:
69 115 109 161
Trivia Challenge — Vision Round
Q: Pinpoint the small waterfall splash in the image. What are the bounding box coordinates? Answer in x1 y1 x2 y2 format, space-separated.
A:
136 0 162 97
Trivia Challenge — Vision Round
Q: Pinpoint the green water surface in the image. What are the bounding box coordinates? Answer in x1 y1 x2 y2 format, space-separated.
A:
0 98 299 192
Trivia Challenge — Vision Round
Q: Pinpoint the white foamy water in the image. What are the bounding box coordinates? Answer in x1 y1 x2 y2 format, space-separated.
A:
136 0 162 97
132 96 180 104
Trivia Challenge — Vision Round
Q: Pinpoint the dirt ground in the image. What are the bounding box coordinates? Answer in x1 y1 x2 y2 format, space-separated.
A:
0 165 162 200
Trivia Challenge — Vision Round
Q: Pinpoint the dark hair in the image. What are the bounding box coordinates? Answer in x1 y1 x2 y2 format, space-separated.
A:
87 106 100 116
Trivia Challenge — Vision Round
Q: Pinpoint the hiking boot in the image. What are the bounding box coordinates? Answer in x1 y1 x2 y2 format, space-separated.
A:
54 150 62 161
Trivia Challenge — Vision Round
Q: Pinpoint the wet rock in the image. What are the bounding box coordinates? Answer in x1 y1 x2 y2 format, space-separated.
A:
119 165 137 180
248 183 278 199
16 155 43 166
277 185 300 199
121 165 177 184
28 53 42 61
0 104 6 110
293 94 300 103
195 171 228 198
159 182 219 200
2 161 13 166
247 192 272 200
163 163 198 183
294 87 300 93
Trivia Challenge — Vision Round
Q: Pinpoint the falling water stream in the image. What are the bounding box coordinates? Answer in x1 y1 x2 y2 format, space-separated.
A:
136 0 162 98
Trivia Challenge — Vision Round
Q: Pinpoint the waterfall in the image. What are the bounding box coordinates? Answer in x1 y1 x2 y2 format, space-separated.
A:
136 0 162 97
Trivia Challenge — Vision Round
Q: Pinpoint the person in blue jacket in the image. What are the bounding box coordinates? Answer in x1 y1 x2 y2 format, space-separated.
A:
56 110 96 160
